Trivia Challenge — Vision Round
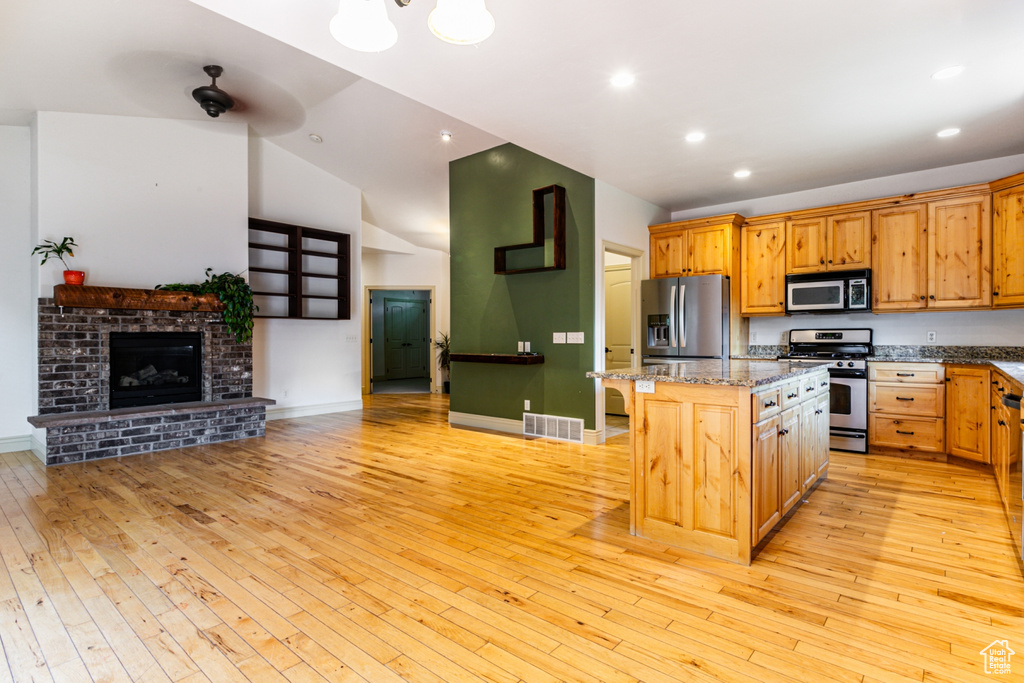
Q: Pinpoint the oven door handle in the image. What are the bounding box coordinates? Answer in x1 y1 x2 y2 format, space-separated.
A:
829 370 867 379
830 431 866 439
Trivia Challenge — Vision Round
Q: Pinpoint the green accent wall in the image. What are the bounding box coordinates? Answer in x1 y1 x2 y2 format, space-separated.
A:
449 144 596 429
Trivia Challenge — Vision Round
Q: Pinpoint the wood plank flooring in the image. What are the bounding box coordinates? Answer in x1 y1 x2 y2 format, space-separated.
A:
1 393 1021 682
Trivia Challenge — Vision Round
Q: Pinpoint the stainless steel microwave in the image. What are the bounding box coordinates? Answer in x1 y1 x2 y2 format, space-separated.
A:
786 269 871 313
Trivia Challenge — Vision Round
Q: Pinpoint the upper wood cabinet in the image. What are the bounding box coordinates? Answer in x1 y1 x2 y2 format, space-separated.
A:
993 183 1024 307
786 211 871 274
741 222 786 315
649 215 742 279
872 194 990 312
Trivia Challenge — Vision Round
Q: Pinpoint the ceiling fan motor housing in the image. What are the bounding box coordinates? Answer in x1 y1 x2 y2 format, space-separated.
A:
192 65 234 118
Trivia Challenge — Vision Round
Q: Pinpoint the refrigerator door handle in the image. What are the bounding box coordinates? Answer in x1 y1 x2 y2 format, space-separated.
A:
678 284 686 347
669 285 677 348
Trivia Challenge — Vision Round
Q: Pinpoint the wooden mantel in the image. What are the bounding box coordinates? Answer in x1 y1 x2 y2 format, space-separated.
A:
53 285 224 312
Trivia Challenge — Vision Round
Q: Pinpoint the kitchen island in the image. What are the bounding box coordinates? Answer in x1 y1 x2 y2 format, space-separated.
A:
589 360 830 565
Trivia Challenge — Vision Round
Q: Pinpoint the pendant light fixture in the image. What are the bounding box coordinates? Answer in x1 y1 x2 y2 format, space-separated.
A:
330 0 494 51
330 0 398 53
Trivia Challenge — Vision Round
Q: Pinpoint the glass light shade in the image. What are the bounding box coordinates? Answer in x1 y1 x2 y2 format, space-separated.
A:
428 0 495 45
330 0 398 52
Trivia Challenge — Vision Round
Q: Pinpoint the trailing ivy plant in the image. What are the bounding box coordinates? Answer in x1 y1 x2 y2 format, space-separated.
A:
156 268 258 344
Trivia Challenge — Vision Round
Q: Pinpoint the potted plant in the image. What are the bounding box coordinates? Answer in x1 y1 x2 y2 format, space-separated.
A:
32 236 84 285
435 331 452 394
156 269 258 344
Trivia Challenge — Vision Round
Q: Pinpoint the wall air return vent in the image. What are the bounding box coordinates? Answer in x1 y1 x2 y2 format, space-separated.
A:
523 412 584 444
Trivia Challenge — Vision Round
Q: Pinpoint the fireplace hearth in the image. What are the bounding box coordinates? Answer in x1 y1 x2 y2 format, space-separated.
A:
109 331 203 408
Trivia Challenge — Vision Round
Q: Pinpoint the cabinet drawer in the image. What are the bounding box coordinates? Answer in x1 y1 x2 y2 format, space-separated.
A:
868 362 944 384
799 375 818 399
869 415 945 452
780 380 802 409
869 383 945 417
752 387 782 422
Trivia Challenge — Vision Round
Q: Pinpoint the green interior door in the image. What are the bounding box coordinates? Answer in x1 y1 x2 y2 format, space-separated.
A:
384 298 429 380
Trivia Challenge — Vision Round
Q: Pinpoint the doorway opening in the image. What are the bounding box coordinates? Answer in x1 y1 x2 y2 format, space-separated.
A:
369 289 432 394
599 242 644 441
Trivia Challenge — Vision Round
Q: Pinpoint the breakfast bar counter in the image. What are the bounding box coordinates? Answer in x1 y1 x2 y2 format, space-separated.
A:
588 361 830 564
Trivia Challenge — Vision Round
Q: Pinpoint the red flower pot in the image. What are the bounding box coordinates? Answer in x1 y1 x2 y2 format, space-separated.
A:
63 270 85 286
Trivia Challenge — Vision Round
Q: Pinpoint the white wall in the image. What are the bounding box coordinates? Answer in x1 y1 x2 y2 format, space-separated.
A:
34 112 248 295
249 137 363 418
0 126 36 450
669 155 1024 350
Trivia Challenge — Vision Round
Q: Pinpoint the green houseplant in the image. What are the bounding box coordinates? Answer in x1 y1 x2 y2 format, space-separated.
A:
157 268 258 344
435 331 452 394
32 236 85 285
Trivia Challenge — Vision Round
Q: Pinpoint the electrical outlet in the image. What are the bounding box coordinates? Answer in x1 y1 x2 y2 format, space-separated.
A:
636 380 655 394
524 399 530 411
346 335 357 343
750 330 758 344
926 330 937 343
567 332 585 344
553 332 566 344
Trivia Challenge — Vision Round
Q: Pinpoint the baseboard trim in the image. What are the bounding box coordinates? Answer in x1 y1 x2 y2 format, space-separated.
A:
584 429 602 446
267 400 363 421
0 435 33 454
448 412 523 435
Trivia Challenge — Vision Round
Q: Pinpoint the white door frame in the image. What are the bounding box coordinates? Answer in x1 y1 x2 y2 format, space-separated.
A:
362 285 438 394
595 241 644 442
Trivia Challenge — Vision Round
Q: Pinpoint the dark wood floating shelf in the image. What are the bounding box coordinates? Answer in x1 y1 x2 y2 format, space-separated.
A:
53 285 224 312
450 353 545 365
494 185 566 275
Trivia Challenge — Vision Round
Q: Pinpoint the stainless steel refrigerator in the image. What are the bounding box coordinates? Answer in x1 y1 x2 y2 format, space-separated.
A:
641 274 729 362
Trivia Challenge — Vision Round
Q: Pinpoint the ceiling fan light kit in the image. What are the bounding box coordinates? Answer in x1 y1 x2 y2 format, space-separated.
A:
191 65 235 118
331 0 493 51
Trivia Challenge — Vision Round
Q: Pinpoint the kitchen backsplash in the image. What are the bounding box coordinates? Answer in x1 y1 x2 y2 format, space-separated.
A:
746 344 1024 361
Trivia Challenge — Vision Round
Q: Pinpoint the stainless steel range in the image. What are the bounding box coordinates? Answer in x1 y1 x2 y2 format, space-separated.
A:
784 328 872 453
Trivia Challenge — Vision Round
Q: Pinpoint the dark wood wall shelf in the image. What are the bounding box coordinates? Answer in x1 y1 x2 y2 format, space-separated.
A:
248 217 351 320
494 185 566 275
450 353 545 365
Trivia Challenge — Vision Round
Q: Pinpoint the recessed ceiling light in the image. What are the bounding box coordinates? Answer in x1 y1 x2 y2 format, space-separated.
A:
610 71 635 88
932 65 965 80
733 169 751 179
937 127 961 138
685 131 706 143
440 130 453 142
308 133 323 143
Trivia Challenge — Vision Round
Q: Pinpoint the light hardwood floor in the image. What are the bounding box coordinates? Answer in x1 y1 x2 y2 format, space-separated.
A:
1 394 1022 682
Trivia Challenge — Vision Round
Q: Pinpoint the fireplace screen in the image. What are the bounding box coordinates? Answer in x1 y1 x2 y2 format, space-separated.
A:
109 332 203 408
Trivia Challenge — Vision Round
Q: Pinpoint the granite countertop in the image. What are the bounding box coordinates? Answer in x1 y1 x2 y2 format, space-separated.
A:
991 362 1024 387
588 359 829 387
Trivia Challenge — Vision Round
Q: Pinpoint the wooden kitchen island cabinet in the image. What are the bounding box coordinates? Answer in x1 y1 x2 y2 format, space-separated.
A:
592 361 829 565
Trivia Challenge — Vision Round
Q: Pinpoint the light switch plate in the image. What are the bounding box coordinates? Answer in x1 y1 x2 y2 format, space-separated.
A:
567 332 585 344
636 380 655 394
553 332 566 344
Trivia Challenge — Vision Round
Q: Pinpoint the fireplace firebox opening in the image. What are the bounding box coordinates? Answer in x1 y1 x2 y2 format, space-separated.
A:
109 332 203 408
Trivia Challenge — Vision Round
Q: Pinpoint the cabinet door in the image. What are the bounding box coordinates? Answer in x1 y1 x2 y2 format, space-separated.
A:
827 211 871 270
815 393 830 478
800 398 818 492
872 205 928 311
945 366 990 463
780 407 802 515
741 222 786 315
753 416 782 544
991 385 1008 505
688 225 729 276
786 217 827 274
993 186 1024 307
651 233 685 278
928 195 991 309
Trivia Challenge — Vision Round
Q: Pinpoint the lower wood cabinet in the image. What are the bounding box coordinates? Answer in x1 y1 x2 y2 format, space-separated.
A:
868 362 945 453
991 372 1022 510
945 365 991 463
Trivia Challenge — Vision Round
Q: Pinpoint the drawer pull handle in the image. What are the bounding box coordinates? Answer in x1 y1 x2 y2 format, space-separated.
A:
820 381 828 387
895 430 914 435
780 428 789 435
896 397 915 401
805 385 814 391
814 409 823 415
999 420 1007 427
896 373 915 377
764 400 777 407
787 392 799 399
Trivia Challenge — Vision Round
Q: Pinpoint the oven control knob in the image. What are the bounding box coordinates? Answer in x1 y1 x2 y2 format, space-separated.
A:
834 361 842 367
847 361 854 367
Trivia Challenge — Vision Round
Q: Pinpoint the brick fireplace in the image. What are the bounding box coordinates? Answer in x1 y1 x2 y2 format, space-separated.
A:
28 286 273 465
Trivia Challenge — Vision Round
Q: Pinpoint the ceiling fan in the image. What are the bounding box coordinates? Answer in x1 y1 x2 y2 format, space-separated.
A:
191 65 235 118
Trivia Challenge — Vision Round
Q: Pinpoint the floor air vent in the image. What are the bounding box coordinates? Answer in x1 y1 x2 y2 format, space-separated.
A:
523 412 584 443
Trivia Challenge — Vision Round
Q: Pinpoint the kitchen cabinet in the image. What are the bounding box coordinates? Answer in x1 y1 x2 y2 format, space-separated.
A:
871 195 991 312
991 372 1021 510
779 406 802 515
814 392 830 478
786 211 871 274
992 183 1024 308
945 365 991 464
753 415 782 544
649 216 741 279
741 222 786 315
868 362 945 453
